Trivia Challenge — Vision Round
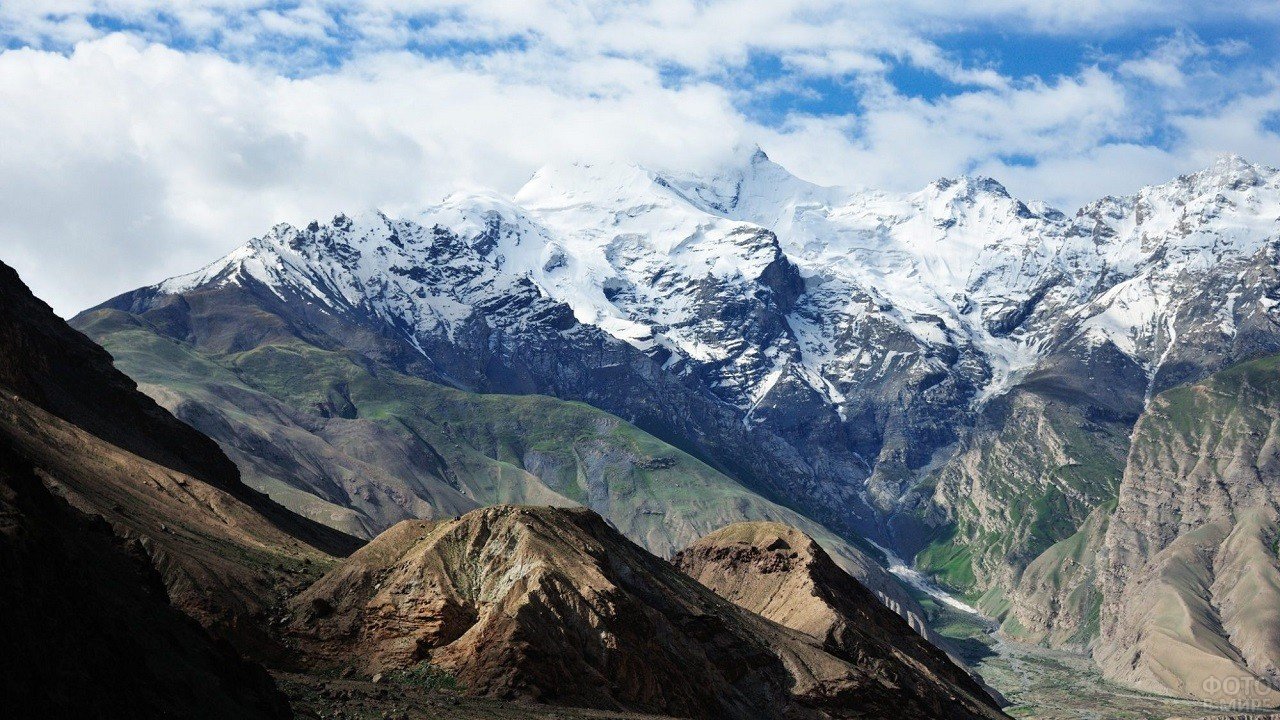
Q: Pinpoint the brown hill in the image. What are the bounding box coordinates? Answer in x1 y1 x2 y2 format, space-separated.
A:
285 505 1008 720
675 521 1005 719
0 448 290 719
0 259 358 656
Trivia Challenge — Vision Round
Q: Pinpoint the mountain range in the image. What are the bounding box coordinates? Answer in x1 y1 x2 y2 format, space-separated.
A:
0 256 1005 718
69 150 1280 705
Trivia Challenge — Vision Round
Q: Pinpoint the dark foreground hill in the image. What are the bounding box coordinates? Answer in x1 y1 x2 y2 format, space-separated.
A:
0 260 361 655
0 259 351 716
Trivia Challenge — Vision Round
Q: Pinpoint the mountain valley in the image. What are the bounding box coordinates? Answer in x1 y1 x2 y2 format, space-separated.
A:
11 149 1280 716
0 256 1007 718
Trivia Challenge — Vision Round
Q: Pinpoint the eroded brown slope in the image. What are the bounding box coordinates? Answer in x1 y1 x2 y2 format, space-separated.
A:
0 437 290 719
286 505 1009 720
1096 355 1280 706
675 521 1005 719
0 260 360 654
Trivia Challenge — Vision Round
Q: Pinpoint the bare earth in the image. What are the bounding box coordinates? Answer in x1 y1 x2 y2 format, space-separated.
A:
933 600 1280 720
276 672 674 720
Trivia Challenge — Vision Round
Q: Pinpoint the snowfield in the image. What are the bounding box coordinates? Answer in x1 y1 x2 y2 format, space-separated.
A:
161 149 1280 422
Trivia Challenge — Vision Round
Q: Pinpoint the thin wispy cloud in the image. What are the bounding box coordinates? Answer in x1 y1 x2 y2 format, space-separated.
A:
1 1 1278 315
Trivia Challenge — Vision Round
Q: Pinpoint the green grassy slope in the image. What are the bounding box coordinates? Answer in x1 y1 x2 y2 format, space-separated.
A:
75 308 877 568
913 388 1129 599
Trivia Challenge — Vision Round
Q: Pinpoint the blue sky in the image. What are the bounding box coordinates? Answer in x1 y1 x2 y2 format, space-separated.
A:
1 1 1279 315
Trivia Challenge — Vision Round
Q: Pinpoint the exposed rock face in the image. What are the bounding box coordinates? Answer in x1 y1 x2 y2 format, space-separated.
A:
74 283 927 630
907 157 1280 613
911 386 1130 597
286 506 1009 720
673 521 1003 715
1095 354 1280 705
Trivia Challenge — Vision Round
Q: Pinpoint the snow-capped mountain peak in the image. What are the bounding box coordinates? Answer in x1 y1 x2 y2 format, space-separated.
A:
151 152 1280 436
1200 153 1274 187
129 152 1280 527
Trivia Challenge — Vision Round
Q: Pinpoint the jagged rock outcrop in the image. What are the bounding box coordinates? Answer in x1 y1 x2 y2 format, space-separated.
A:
286 506 1009 720
673 521 1003 714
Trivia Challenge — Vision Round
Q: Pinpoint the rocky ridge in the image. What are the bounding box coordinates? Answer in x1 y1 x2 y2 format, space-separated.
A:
673 521 1002 710
73 153 1280 701
0 259 340 716
286 505 1008 720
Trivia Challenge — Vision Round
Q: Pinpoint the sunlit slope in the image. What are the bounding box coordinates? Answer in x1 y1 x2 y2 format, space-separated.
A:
1097 353 1280 705
76 307 911 608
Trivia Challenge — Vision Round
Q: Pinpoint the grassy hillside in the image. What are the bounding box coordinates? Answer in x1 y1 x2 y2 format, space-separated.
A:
914 387 1129 598
75 307 879 568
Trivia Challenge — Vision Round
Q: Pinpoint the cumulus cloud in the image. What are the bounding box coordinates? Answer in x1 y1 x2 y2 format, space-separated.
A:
0 36 759 314
0 2 1278 315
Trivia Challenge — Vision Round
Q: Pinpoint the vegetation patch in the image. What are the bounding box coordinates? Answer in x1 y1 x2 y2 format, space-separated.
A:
915 528 977 595
392 662 462 691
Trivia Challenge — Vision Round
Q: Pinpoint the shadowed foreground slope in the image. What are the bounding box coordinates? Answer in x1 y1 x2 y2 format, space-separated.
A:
0 260 360 656
0 451 290 719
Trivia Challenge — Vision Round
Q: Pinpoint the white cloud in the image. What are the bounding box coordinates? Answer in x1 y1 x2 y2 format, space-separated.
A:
3 1 1268 74
0 3 1279 315
0 36 757 314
